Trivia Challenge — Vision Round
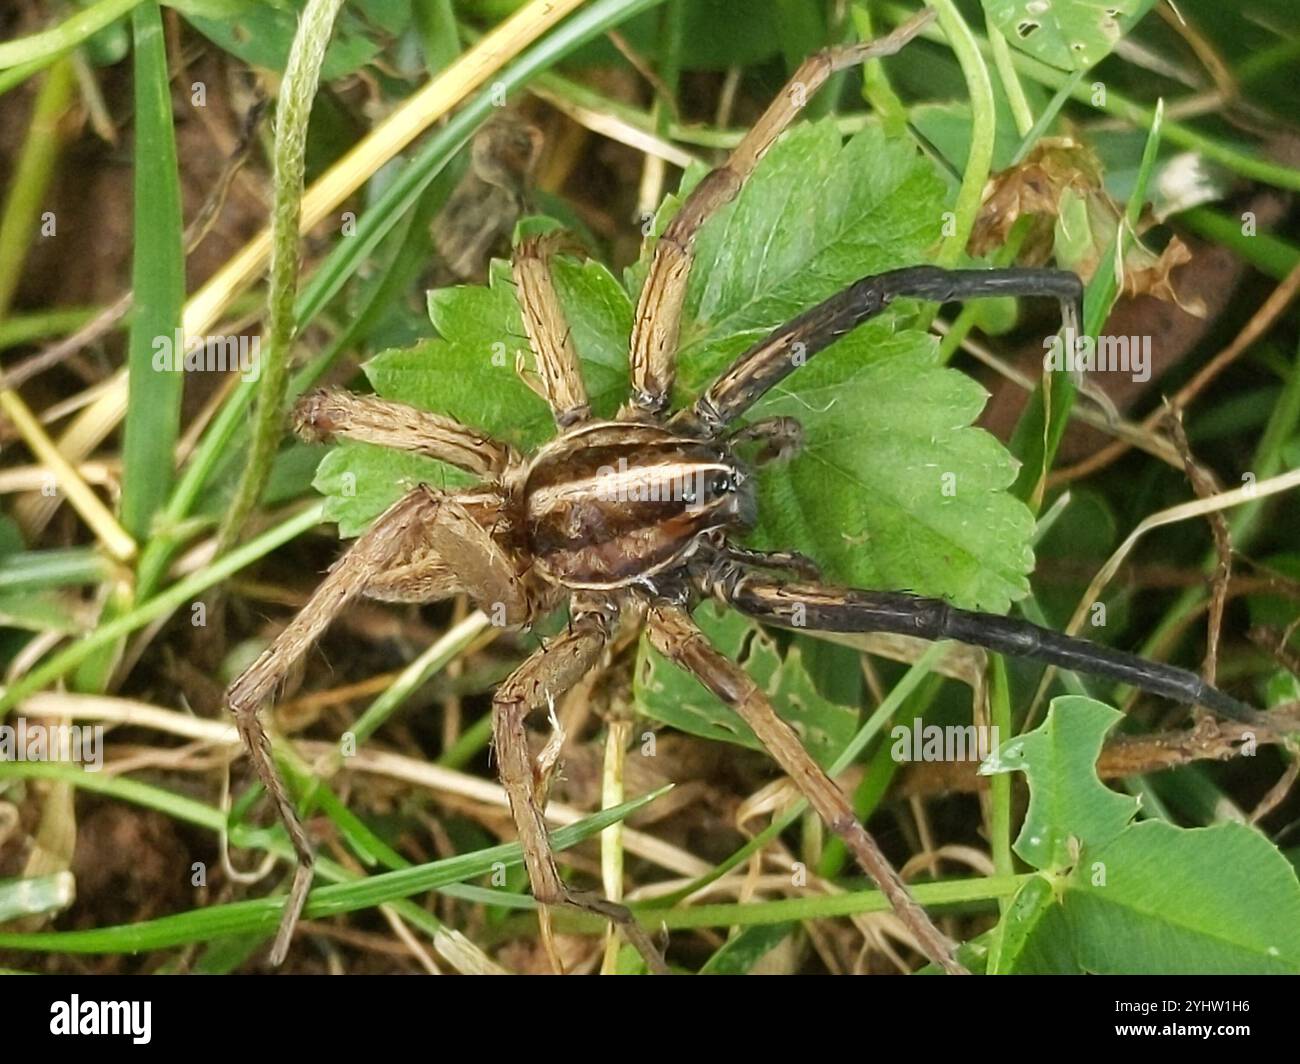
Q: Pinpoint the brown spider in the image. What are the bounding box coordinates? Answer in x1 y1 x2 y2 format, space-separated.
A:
227 9 1258 974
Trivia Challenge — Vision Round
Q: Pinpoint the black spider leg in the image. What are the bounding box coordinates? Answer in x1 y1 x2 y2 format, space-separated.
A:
679 266 1084 434
721 573 1266 726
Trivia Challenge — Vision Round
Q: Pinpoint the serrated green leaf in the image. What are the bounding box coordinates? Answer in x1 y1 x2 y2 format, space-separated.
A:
634 601 858 768
747 327 1035 611
983 0 1158 72
981 696 1136 870
633 121 1034 609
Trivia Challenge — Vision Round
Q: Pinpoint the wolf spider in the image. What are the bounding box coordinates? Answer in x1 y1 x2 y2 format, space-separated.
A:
227 9 1258 974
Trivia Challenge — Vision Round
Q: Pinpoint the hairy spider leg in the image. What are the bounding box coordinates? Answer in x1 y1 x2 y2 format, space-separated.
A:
646 604 967 974
492 599 671 974
512 234 592 427
227 485 452 964
293 388 517 475
626 8 938 414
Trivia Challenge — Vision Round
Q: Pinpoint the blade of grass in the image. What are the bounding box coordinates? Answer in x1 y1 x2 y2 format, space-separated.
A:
0 548 113 591
73 1 191 693
0 305 99 351
1177 206 1300 282
851 3 909 136
120 1 185 542
0 58 75 317
985 12 1033 137
1010 68 1085 165
0 761 488 972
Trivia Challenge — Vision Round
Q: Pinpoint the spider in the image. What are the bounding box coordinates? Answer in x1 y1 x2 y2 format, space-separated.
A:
227 9 1259 975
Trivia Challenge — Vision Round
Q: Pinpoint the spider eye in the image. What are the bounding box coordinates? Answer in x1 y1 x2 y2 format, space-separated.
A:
711 473 733 495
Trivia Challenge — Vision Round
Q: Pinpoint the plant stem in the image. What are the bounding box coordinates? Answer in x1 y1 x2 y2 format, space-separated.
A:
985 13 1033 136
0 58 74 316
0 0 142 70
928 0 994 268
215 0 346 556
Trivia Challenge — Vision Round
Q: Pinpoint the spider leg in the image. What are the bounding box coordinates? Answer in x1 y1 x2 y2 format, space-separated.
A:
226 484 452 964
645 604 967 975
626 8 936 415
687 266 1084 433
511 233 591 428
292 388 516 477
493 597 670 973
726 576 1266 725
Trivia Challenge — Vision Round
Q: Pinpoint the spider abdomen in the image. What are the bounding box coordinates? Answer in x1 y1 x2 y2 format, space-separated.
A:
523 420 754 589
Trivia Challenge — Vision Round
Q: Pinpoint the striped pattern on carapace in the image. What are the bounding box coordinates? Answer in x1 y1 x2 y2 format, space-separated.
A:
523 421 754 588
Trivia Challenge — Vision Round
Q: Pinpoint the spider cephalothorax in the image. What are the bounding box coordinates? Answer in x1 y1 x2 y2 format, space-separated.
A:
522 420 756 590
228 9 1258 975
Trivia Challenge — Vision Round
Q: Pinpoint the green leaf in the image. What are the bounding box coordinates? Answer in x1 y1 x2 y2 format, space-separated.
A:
699 923 797 973
982 0 1158 72
122 0 185 543
983 696 1300 973
981 696 1136 870
660 122 946 387
184 1 385 79
0 781 667 955
648 121 1033 610
634 601 858 768
747 327 1035 611
1063 820 1300 973
315 444 441 538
